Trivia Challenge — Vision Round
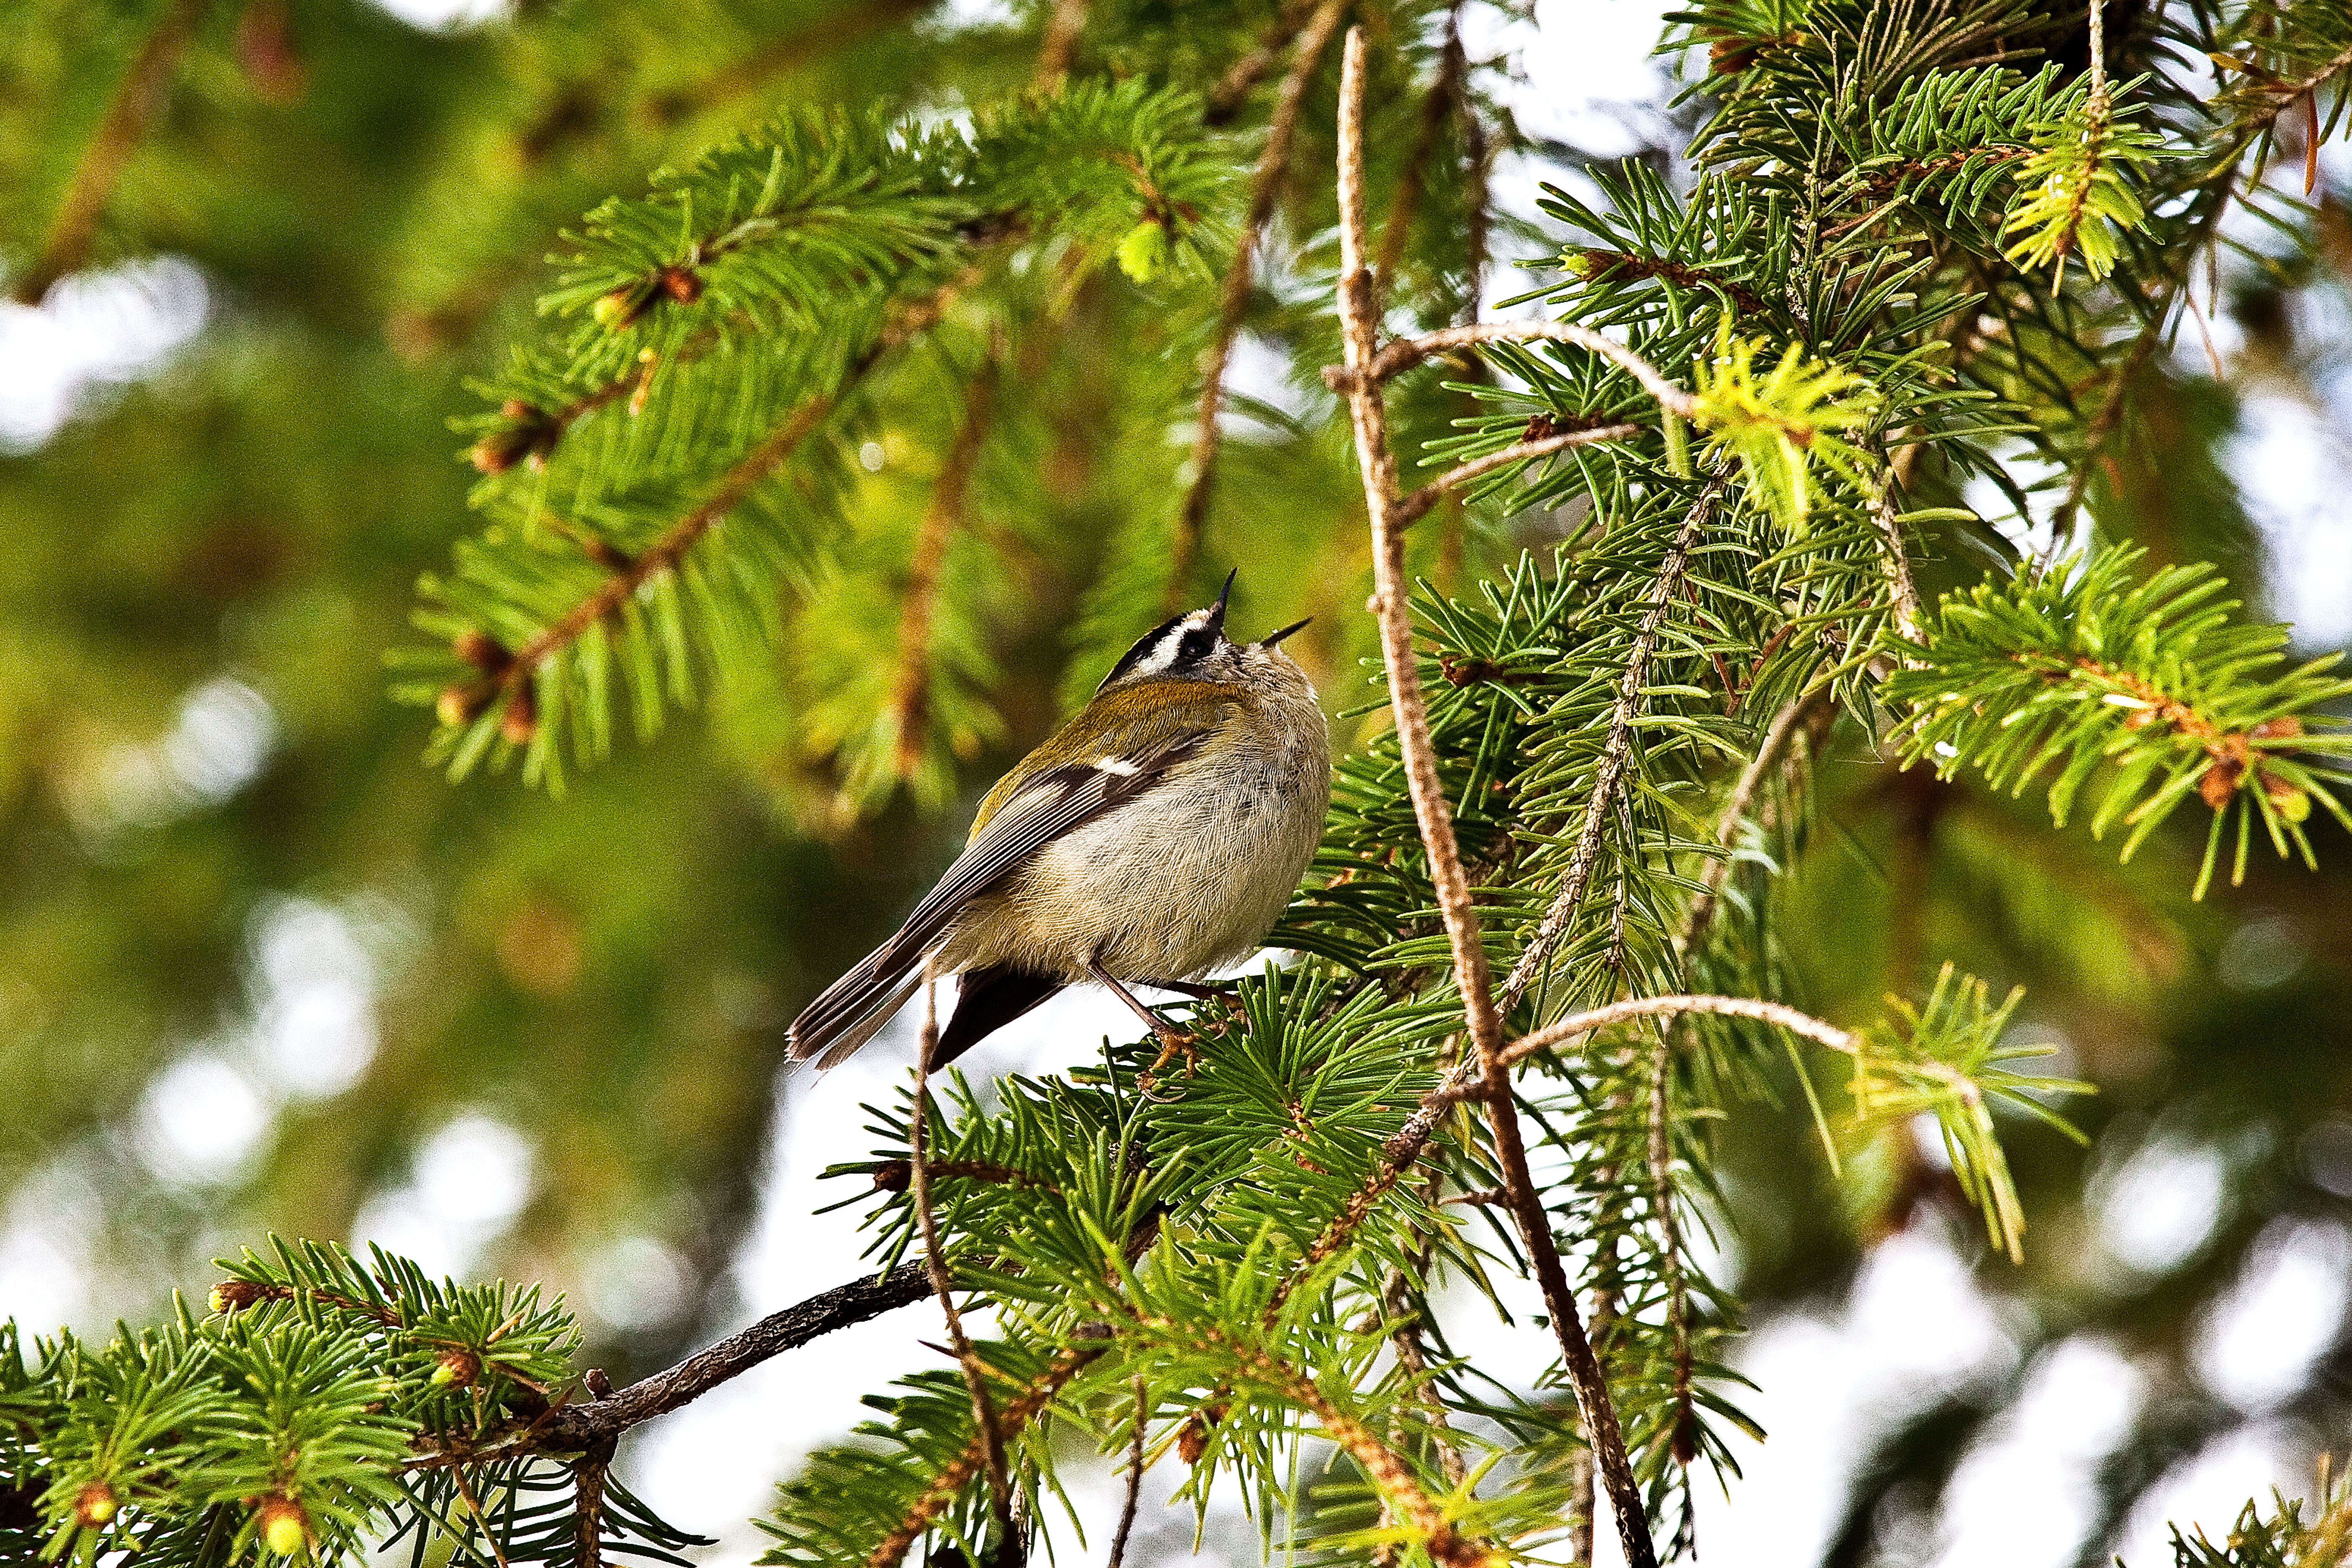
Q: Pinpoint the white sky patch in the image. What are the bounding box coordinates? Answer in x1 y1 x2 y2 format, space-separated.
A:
129 1050 272 1187
2225 392 2352 647
57 675 277 844
1685 1223 2020 1568
583 1234 694 1335
2114 1424 2301 1568
1929 1336 2148 1568
2093 1133 2230 1277
2192 1217 2352 1413
247 895 384 1101
0 1155 108 1333
362 0 507 31
0 256 207 451
351 1114 536 1280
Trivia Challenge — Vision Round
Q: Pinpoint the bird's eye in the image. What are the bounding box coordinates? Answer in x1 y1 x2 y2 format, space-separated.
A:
1177 629 1213 665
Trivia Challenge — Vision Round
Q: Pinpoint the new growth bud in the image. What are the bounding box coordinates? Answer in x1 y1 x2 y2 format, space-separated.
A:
75 1482 117 1527
431 1348 482 1388
1116 219 1170 284
256 1497 308 1556
209 1278 268 1315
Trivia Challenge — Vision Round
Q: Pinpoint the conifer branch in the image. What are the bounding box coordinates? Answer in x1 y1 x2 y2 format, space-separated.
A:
470 268 977 730
1136 1312 1486 1568
1171 0 1349 606
1332 29 1656 1568
1393 423 1644 526
1493 993 1858 1069
861 1344 1104 1568
1497 489 1712 1019
1870 464 1928 647
11 0 209 306
1360 323 1699 417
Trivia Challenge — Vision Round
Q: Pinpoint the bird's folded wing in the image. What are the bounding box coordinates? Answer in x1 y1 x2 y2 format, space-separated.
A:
786 727 1210 1060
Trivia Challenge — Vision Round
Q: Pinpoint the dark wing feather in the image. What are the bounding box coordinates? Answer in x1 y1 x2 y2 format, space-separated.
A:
787 729 1209 1066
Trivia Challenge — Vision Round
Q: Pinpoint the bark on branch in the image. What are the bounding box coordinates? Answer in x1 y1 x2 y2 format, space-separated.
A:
1329 28 1658 1568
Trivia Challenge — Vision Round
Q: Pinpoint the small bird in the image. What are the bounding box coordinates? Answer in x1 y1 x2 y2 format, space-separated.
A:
788 573 1331 1072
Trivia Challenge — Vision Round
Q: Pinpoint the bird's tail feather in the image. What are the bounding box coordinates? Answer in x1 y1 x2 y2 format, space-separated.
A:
789 935 930 1068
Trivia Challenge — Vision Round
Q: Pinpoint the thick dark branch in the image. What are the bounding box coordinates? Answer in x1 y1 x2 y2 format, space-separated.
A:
13 0 209 305
534 1264 928 1449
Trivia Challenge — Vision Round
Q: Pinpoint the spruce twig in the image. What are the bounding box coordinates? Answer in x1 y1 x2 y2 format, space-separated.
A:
1393 423 1644 526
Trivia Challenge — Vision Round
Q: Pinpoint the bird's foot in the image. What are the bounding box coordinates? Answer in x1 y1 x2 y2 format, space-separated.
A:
1135 1026 1203 1097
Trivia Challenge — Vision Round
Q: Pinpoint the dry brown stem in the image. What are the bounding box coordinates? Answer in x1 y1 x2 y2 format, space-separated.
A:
1331 28 1657 1568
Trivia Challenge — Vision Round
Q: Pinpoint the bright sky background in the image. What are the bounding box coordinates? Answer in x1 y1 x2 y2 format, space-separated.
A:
3 3 2349 1565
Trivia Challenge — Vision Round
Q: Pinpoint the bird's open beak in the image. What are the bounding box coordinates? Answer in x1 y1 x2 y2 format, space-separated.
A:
1206 568 1237 637
1259 617 1311 649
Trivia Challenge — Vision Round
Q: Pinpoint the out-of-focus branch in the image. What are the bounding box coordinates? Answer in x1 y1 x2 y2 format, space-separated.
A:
1203 0 1323 127
890 353 1000 778
12 0 210 306
1168 0 1349 608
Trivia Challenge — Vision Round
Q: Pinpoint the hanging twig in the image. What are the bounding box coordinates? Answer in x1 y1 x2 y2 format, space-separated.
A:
890 353 1001 779
1329 28 1657 1568
1674 687 1828 961
1105 1379 1148 1568
12 0 210 305
1169 0 1350 607
908 975 1018 1548
573 1434 617 1568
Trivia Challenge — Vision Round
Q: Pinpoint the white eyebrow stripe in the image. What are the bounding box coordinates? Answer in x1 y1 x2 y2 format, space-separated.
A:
1094 757 1141 776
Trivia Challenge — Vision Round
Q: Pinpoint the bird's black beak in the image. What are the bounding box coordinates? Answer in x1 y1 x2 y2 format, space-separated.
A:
1259 617 1311 649
1206 568 1236 637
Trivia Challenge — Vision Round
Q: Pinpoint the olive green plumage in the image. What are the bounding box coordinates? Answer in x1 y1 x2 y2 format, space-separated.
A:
788 581 1331 1070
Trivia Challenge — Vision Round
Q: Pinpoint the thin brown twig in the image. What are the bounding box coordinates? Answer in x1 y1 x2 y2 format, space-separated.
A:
1169 0 1350 609
1358 322 1698 416
909 975 1017 1545
890 353 1000 778
1393 424 1643 526
451 1463 515 1568
11 0 209 306
1331 28 1656 1568
1106 1379 1148 1568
